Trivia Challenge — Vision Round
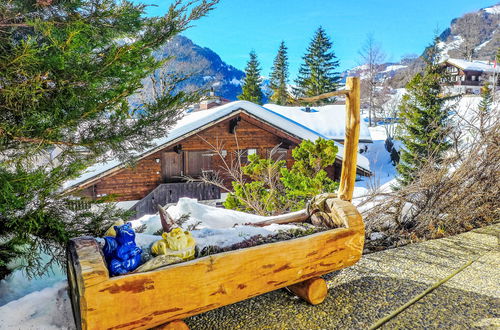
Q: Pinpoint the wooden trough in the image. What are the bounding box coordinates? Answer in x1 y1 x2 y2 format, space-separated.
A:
67 77 365 330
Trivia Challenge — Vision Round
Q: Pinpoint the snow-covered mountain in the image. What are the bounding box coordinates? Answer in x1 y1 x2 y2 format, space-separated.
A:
437 3 500 61
341 62 408 83
130 35 245 105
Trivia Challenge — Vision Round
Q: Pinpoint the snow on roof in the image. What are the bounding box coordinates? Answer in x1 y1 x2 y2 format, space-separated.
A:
64 101 371 190
446 58 500 73
263 103 372 142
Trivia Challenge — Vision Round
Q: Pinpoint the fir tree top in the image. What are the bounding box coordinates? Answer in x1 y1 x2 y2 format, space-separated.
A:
238 51 264 104
269 41 290 105
294 26 341 103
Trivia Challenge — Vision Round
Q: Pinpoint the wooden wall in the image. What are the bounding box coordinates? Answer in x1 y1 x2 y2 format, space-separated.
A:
78 113 307 202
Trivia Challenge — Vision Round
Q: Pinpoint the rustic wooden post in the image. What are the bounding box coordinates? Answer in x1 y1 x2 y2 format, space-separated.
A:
338 77 360 202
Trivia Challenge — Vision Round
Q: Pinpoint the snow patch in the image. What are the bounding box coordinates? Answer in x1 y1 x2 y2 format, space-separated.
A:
381 65 407 73
263 103 372 142
131 197 307 250
0 281 74 329
438 36 464 61
483 4 500 14
229 77 243 86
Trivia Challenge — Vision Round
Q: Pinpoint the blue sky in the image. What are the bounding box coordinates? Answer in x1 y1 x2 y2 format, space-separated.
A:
136 0 497 77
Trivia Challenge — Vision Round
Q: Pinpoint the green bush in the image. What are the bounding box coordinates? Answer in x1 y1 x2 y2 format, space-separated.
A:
224 138 339 215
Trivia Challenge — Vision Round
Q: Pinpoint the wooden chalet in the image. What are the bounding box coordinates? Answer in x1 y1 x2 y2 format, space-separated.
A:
64 101 371 214
442 58 500 94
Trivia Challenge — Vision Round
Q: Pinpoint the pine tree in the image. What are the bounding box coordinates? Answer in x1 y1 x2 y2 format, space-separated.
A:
294 27 341 104
238 51 264 104
269 41 290 105
0 0 217 278
476 83 492 138
397 37 453 186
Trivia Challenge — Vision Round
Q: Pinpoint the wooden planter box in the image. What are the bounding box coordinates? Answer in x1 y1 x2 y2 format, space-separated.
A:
67 199 364 330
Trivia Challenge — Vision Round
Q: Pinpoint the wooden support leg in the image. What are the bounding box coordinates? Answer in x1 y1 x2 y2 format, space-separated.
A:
154 320 190 330
287 277 328 305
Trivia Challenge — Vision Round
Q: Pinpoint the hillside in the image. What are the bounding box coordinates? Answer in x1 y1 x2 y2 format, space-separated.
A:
438 3 500 60
130 35 245 106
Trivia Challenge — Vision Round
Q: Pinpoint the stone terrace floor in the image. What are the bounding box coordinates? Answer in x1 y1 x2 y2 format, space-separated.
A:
186 223 500 329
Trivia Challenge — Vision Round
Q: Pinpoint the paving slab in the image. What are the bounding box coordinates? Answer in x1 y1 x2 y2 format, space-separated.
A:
185 224 500 329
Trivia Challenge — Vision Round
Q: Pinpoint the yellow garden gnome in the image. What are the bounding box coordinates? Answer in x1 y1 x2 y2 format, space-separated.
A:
151 205 196 261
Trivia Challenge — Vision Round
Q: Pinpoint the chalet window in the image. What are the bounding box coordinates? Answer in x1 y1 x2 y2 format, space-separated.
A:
267 147 289 162
235 148 258 164
186 151 214 177
471 75 476 81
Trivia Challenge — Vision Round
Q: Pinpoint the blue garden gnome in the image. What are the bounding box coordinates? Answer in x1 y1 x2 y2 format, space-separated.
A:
103 222 142 276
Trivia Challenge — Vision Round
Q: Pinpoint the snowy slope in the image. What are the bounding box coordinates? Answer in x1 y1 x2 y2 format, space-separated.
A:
483 4 500 15
357 127 399 188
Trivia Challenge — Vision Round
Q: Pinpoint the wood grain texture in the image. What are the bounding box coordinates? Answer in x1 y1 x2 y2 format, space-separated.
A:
68 199 364 330
297 89 350 103
287 277 327 305
338 77 361 202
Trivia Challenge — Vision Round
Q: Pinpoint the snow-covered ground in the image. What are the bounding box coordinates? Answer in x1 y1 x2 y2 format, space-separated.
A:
356 126 399 190
0 281 74 329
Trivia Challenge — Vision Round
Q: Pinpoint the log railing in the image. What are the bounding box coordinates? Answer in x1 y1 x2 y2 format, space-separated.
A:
298 77 361 202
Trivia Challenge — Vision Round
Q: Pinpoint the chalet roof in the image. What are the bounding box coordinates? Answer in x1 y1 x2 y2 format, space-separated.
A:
263 104 373 142
445 58 500 73
63 101 371 191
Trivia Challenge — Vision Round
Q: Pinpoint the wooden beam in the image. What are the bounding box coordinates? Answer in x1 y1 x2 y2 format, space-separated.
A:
246 209 309 227
287 277 327 305
338 77 361 202
298 89 350 103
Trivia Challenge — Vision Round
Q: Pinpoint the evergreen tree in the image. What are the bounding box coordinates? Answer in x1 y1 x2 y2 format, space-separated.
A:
269 41 290 105
238 51 264 104
476 83 493 138
397 37 453 186
0 0 217 278
294 27 341 104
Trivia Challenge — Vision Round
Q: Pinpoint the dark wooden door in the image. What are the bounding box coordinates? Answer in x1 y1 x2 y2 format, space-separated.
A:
162 152 183 182
186 151 213 177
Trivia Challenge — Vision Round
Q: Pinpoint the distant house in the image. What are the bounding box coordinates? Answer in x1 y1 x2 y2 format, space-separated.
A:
442 58 500 94
63 101 372 213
